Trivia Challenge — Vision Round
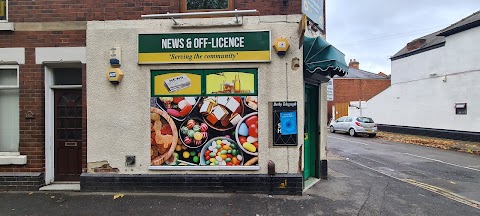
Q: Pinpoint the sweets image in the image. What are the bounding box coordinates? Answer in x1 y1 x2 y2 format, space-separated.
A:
244 96 258 111
200 138 245 166
157 97 198 121
235 112 259 156
179 118 209 148
201 96 244 131
174 141 202 165
150 107 178 165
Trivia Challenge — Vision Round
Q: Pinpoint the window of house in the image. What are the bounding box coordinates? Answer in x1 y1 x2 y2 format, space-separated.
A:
0 66 19 152
0 0 7 21
455 103 467 115
53 68 82 86
181 0 233 12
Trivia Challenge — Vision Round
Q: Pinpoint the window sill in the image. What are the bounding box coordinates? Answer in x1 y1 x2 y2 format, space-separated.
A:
148 166 260 171
0 22 15 31
0 153 27 165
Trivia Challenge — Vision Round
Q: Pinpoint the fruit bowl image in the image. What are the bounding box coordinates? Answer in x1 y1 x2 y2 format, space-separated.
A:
200 137 244 166
235 112 259 156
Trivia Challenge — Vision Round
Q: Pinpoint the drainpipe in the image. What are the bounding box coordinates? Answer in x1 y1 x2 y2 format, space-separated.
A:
319 82 328 179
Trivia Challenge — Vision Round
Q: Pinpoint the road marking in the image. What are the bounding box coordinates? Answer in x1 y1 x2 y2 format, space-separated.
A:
404 179 480 209
329 135 369 146
403 153 480 172
346 159 480 210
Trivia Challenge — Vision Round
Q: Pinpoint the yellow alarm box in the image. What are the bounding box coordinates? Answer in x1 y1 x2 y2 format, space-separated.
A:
106 67 124 85
273 37 290 56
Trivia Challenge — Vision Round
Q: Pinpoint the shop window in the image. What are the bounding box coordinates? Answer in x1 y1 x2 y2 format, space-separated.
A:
455 103 467 115
181 0 233 12
0 66 19 152
150 69 259 169
0 0 7 21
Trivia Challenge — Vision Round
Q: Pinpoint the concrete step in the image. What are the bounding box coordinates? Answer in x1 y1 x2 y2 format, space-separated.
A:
39 182 80 191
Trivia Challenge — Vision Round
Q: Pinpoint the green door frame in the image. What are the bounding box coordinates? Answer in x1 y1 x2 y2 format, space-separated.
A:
304 84 319 180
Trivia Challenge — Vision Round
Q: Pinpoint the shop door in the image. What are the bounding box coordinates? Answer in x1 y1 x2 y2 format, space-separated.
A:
54 90 83 181
304 84 319 179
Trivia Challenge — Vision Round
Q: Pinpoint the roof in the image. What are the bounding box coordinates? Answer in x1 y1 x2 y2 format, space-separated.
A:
438 10 480 36
336 67 390 79
391 10 480 61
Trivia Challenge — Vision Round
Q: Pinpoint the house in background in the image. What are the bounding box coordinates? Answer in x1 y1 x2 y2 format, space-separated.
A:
365 10 480 141
328 59 391 121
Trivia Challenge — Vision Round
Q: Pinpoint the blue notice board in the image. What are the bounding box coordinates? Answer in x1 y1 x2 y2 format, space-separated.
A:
280 112 297 135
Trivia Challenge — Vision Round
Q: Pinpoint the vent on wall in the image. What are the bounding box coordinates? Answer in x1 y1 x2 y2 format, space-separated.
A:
455 103 467 115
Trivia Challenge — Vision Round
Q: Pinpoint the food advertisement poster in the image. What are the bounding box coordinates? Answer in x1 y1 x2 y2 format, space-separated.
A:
150 69 259 167
152 70 203 96
138 31 271 64
205 71 256 95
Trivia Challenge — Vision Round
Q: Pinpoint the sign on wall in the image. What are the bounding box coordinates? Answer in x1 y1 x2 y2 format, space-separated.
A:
326 79 334 101
302 0 325 30
272 101 298 146
138 31 271 64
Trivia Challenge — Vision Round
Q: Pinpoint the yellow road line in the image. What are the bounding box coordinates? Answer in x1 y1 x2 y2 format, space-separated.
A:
404 179 480 209
346 159 480 210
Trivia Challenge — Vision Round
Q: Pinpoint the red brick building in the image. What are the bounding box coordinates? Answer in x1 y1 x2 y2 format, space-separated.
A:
327 59 391 121
0 0 302 190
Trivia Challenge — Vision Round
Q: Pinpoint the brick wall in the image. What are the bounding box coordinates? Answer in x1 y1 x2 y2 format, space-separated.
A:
0 173 44 191
0 31 86 173
327 79 391 120
0 0 302 182
7 0 302 22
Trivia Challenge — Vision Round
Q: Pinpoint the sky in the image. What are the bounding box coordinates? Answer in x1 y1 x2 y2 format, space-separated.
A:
325 0 479 74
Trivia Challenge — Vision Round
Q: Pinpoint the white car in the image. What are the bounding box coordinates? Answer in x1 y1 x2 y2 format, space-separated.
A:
329 116 378 137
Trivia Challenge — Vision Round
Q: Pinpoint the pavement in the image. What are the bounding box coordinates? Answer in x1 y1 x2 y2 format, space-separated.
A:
1 134 480 216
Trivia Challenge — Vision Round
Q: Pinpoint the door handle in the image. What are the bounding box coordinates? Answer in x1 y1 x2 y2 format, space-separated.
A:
304 133 308 140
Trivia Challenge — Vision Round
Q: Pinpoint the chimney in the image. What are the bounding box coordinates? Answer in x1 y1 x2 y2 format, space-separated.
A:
378 72 389 78
349 59 359 69
406 38 426 51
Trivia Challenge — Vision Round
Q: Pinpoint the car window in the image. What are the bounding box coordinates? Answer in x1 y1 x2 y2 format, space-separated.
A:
345 117 352 122
337 117 346 122
357 117 374 123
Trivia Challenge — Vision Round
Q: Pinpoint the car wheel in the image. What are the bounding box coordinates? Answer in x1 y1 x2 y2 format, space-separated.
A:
329 126 335 133
349 128 357 137
368 134 376 138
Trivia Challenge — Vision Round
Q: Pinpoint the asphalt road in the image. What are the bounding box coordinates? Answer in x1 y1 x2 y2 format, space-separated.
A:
328 132 480 207
1 134 479 215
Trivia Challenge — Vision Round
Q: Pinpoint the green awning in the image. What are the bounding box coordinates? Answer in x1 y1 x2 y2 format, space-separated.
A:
304 36 348 78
